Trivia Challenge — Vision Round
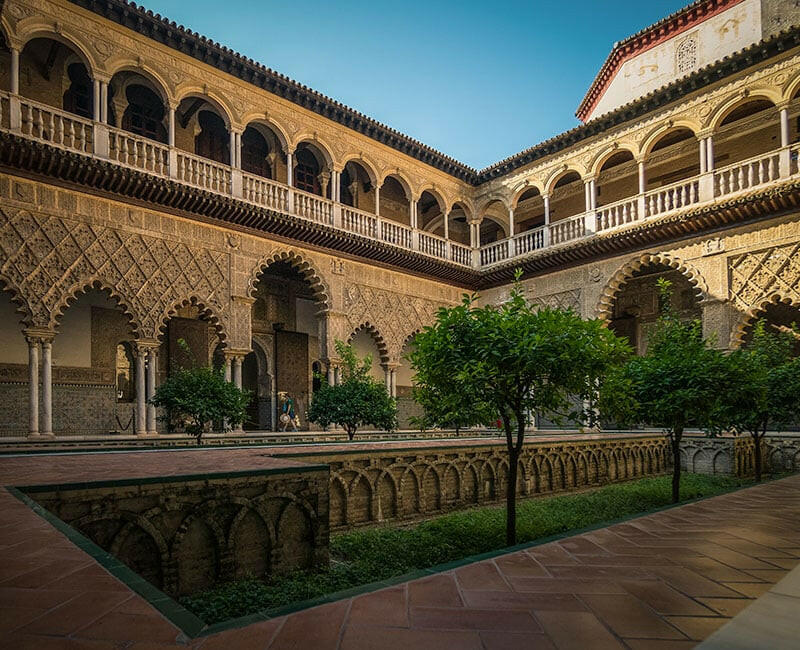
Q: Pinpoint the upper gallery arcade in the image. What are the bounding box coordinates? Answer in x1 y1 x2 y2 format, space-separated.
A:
1 0 800 437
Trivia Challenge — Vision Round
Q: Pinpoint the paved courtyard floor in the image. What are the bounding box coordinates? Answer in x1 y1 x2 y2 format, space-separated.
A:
0 446 798 649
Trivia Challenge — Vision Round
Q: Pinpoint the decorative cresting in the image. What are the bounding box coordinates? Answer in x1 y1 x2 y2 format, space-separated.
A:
347 322 390 364
247 249 331 310
0 208 230 339
595 252 709 322
342 283 452 361
728 242 800 346
321 436 669 530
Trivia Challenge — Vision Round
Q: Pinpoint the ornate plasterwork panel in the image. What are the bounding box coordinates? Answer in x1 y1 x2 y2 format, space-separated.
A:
0 208 230 339
528 288 581 312
342 284 449 360
729 242 800 311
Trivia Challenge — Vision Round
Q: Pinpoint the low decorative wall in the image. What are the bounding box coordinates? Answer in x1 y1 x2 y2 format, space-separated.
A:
24 465 329 597
681 434 800 477
291 435 670 531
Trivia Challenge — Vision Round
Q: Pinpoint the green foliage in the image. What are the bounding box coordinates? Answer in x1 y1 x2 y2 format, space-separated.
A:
181 473 748 624
150 365 250 444
711 320 800 480
622 278 726 501
307 341 397 440
409 270 632 544
411 383 495 434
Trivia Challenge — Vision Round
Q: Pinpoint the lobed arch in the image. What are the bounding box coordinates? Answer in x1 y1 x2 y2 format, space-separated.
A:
14 23 99 77
157 296 228 343
595 251 709 323
706 91 781 131
0 274 35 329
48 280 142 337
174 87 235 128
247 249 331 310
639 120 700 157
105 59 174 107
339 154 380 186
511 180 545 209
545 167 584 195
730 293 800 348
347 321 390 364
590 143 638 177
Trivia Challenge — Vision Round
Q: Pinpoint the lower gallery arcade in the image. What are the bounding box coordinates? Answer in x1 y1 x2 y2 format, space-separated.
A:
1 172 799 437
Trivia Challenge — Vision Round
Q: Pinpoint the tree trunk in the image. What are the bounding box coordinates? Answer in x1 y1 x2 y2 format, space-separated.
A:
506 446 519 546
347 426 356 441
754 431 763 482
671 427 682 503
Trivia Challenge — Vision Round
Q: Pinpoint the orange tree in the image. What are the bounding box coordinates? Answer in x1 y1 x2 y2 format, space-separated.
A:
410 273 631 545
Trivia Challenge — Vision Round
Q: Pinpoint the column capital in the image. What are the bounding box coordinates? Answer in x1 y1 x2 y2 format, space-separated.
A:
223 347 251 359
23 328 55 344
133 339 160 354
776 100 791 111
231 295 256 306
582 174 597 184
696 129 714 140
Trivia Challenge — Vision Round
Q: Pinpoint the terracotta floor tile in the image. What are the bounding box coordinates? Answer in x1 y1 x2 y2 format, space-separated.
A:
623 640 698 649
742 568 789 582
651 567 743 597
720 581 772 598
557 537 607 556
580 594 684 639
619 580 714 616
408 574 463 608
0 586 78 610
762 557 800 570
663 616 729 640
411 606 540 631
535 610 626 650
526 544 578 566
19 590 132 636
347 586 408 628
698 545 780 570
674 556 759 582
268 599 349 649
495 553 549 577
455 562 510 591
461 590 586 611
0 634 118 650
545 565 656 581
507 576 627 594
479 630 557 650
197 618 283 649
339 626 483 650
74 611 181 644
0 605 50 633
574 554 674 567
695 597 754 617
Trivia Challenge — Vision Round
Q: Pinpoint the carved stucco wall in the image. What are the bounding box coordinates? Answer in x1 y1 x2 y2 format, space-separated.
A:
0 174 463 363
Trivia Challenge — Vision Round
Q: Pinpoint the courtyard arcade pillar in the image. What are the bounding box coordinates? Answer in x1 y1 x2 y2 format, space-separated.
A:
146 347 158 434
134 341 159 436
24 329 55 438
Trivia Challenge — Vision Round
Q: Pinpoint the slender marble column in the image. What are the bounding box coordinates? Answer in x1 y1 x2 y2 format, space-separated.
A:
135 349 146 435
780 108 790 148
146 348 157 434
706 136 715 171
390 369 397 398
27 337 39 436
168 107 176 147
638 161 646 194
699 137 707 174
41 339 53 436
10 48 19 94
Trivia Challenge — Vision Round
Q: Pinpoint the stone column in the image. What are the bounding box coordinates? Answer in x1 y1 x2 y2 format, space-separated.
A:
327 363 335 386
168 107 176 147
40 337 53 436
390 368 397 398
706 136 715 172
443 210 449 240
232 354 244 432
699 137 707 174
224 355 233 383
26 335 39 437
286 151 294 186
146 347 158 435
100 82 108 124
93 79 101 121
543 194 551 247
10 48 19 94
780 106 790 148
374 184 381 216
637 160 646 194
584 178 593 212
135 345 146 435
508 208 515 237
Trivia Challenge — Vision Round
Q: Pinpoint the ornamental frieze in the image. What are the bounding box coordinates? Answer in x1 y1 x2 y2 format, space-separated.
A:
528 288 582 312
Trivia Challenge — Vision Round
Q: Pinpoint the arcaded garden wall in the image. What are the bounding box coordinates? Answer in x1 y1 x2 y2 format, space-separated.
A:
24 465 329 597
291 435 671 531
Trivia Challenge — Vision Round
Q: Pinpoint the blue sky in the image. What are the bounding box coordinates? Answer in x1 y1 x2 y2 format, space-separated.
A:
142 1 689 169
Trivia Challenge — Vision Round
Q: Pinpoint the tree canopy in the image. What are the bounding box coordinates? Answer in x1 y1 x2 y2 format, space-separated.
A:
308 340 397 440
410 273 631 544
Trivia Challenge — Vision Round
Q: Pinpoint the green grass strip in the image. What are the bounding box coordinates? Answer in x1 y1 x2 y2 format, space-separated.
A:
181 473 751 625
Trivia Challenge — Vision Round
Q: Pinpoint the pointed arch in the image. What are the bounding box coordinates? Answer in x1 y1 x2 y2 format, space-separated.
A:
596 252 709 323
247 249 331 310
